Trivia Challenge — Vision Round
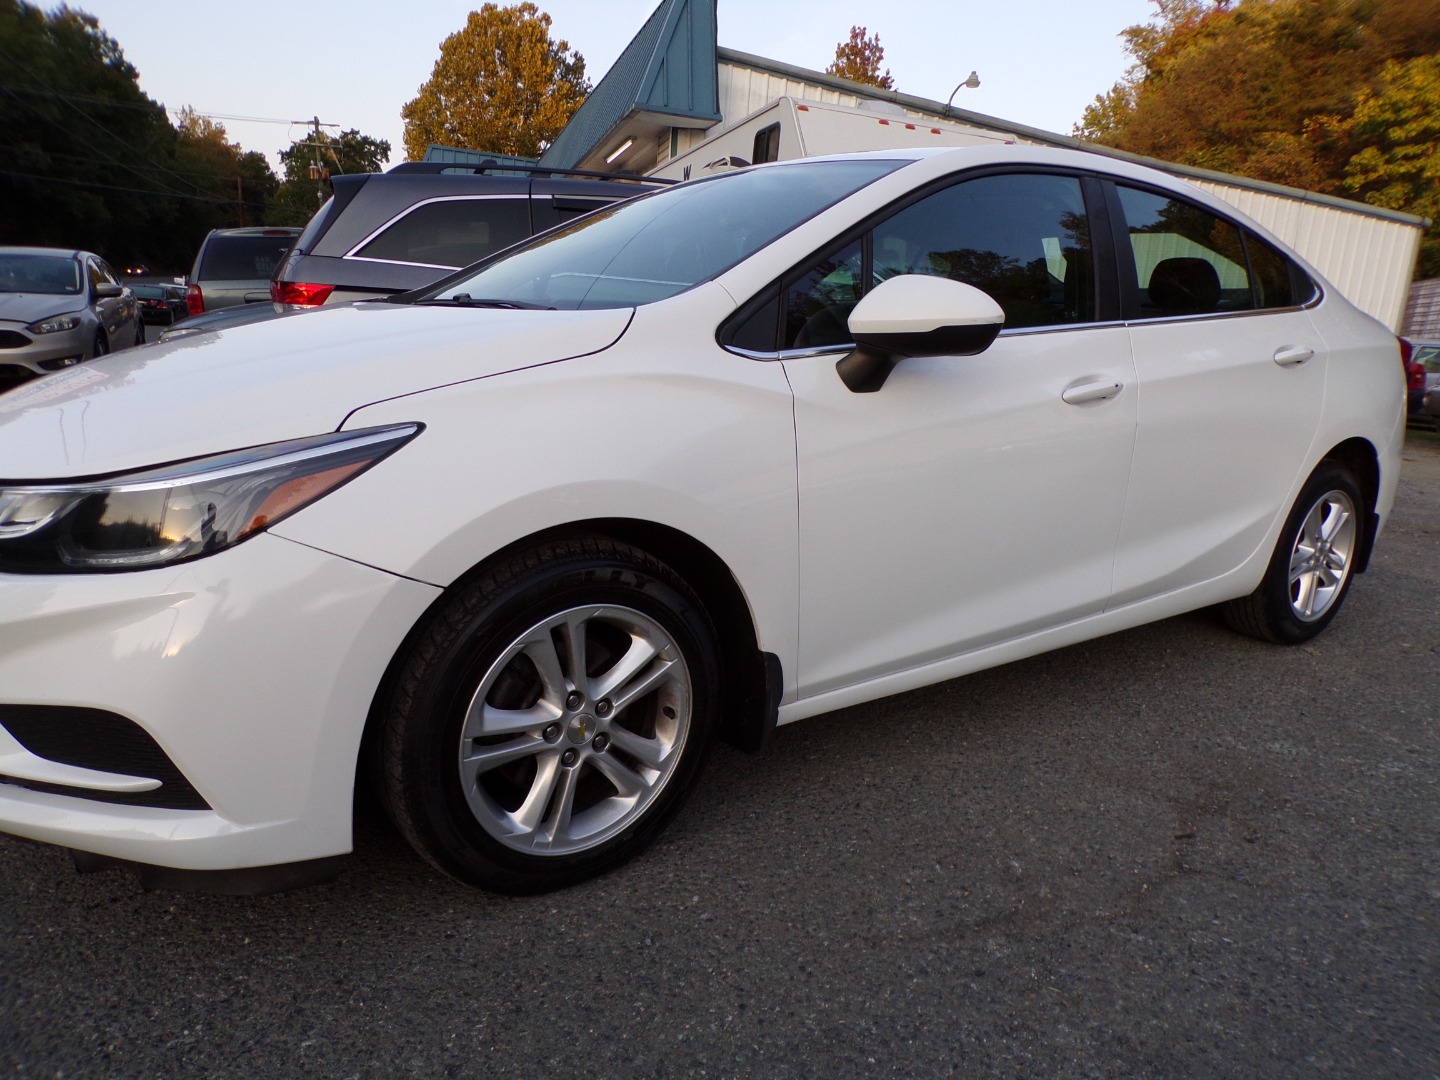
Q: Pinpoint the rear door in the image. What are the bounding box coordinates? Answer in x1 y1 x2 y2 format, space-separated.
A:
1106 182 1326 607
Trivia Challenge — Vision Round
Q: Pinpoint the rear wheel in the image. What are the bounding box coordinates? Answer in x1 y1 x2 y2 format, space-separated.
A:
1223 463 1363 643
379 538 720 893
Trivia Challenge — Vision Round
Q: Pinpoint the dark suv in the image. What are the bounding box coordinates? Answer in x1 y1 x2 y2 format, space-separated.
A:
269 163 664 308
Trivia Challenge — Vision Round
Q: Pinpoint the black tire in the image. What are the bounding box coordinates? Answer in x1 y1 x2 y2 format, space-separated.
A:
92 331 109 358
134 319 145 347
1223 462 1365 644
379 537 720 894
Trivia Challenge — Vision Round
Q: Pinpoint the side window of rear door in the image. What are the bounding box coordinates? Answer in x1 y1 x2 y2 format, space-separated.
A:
1112 184 1318 319
351 198 533 269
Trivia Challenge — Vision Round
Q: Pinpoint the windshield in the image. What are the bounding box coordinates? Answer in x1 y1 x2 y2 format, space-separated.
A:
0 254 81 295
425 159 905 310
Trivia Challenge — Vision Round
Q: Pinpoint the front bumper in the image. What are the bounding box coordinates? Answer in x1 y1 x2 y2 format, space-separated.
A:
0 319 89 376
0 533 439 871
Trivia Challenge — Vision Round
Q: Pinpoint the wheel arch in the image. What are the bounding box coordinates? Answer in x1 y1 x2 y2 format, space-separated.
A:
1319 437 1380 574
358 517 781 800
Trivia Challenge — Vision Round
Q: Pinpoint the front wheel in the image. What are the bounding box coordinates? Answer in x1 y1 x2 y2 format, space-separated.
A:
378 538 720 893
1223 463 1364 644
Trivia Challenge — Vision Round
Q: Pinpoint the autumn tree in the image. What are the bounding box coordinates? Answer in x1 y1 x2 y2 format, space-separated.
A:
401 3 588 161
270 128 391 224
1339 55 1440 276
826 26 894 90
1076 0 1440 273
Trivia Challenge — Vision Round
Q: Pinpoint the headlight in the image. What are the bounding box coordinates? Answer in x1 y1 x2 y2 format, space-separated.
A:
0 424 420 573
27 314 82 335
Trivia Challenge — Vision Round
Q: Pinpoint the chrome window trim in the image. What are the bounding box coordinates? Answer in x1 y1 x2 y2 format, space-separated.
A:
723 320 1130 361
1122 296 1322 328
344 255 461 271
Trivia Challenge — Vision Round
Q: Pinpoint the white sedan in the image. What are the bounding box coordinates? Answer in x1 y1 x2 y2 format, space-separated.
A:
0 146 1405 894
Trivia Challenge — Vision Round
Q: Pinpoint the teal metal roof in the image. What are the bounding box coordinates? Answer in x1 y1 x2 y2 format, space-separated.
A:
422 145 538 170
539 0 719 169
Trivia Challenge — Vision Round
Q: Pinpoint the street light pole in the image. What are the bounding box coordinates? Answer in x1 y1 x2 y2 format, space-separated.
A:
945 71 981 112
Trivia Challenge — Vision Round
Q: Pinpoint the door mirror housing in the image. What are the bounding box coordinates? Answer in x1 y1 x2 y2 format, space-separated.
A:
837 275 1005 393
93 283 124 299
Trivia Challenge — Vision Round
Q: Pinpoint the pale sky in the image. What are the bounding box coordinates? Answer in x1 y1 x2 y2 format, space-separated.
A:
71 0 1157 169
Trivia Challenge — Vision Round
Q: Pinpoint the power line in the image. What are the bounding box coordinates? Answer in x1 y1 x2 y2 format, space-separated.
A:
0 168 261 207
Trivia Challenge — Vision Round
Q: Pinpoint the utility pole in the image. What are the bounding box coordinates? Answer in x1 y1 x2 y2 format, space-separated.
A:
291 116 341 205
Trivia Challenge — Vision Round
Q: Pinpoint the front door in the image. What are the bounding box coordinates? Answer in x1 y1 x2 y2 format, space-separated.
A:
784 172 1138 698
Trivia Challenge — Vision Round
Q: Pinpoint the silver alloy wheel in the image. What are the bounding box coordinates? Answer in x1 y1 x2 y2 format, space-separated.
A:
457 603 692 855
1287 488 1357 622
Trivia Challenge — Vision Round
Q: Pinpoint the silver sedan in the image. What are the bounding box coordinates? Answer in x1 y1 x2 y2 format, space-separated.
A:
0 247 142 383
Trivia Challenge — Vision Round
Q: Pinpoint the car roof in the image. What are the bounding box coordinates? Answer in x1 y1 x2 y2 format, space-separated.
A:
203 227 301 237
0 246 85 259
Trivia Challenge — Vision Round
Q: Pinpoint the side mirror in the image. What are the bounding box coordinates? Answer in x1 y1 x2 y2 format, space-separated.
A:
837 275 1004 393
93 283 124 299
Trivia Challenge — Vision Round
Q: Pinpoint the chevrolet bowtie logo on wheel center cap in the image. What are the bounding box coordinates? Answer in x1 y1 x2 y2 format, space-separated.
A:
567 715 595 744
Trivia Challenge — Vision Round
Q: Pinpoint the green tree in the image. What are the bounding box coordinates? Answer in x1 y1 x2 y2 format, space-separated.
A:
172 106 279 229
0 1 171 258
0 2 279 271
825 26 894 90
269 128 391 224
401 2 588 161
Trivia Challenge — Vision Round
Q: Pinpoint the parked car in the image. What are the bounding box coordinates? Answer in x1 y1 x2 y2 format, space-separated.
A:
1403 339 1429 419
184 227 301 316
0 246 141 384
1413 341 1440 428
0 146 1404 897
159 301 315 343
131 283 187 325
160 166 661 342
269 162 665 308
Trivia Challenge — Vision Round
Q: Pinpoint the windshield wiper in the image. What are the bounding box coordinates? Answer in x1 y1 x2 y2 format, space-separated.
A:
415 294 556 310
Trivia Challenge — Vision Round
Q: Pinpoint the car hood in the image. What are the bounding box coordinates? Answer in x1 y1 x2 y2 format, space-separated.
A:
0 301 634 479
0 291 84 323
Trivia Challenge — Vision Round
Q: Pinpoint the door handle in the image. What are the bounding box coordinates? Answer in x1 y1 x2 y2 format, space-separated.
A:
1273 345 1314 367
1061 381 1124 405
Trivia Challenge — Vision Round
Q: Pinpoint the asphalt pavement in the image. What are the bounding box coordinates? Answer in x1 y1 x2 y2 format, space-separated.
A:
2 433 1437 1079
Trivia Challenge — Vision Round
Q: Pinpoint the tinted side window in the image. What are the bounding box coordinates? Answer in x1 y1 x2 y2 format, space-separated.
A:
1244 231 1316 308
873 173 1096 330
1116 186 1256 318
766 172 1098 352
354 198 532 268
